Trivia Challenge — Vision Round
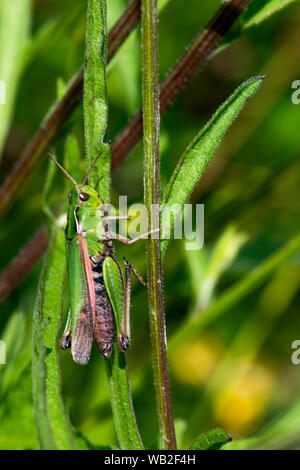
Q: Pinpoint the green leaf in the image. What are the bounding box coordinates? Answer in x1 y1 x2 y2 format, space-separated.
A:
0 364 39 450
161 76 264 257
32 230 76 450
23 4 85 69
0 0 31 158
105 349 144 450
195 226 248 311
189 427 231 450
0 310 31 397
244 0 299 27
102 253 143 450
74 430 116 450
84 0 111 200
222 398 300 450
223 0 300 48
158 0 299 33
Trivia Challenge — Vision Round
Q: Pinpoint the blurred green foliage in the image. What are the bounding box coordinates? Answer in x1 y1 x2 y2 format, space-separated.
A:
0 0 300 450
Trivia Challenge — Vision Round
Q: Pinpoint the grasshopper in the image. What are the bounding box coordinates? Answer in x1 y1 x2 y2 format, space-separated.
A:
49 154 152 365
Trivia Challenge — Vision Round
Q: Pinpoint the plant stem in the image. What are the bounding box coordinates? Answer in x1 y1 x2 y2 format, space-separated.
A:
142 0 177 450
0 0 141 220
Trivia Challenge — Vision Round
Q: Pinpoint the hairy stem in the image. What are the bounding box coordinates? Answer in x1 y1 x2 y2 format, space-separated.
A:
142 0 177 450
0 225 49 305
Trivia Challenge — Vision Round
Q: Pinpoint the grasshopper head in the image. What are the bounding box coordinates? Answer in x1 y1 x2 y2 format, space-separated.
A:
48 153 105 209
77 184 103 209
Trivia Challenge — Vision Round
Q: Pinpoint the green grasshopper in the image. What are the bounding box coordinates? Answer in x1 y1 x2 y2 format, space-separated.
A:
49 154 151 365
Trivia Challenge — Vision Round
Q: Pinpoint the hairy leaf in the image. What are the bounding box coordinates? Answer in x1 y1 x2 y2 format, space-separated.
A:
84 0 111 200
161 76 264 257
32 230 75 450
105 349 143 450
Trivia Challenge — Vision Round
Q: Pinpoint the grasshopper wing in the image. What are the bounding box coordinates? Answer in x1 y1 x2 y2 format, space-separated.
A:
67 236 94 365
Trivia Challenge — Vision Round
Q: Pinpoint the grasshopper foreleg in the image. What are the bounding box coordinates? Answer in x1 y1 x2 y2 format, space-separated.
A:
101 228 160 245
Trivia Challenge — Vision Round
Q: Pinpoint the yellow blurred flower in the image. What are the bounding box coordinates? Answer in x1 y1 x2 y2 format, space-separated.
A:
171 336 223 386
214 361 275 436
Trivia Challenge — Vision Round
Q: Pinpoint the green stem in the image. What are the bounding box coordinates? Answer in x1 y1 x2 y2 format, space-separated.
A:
142 0 177 450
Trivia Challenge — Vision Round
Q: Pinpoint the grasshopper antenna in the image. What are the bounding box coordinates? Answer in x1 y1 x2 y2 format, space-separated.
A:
82 150 103 186
48 153 80 191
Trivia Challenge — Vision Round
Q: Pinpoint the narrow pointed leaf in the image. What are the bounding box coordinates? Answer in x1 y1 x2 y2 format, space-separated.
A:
32 230 76 450
103 257 143 449
84 0 111 200
161 76 264 257
105 349 144 450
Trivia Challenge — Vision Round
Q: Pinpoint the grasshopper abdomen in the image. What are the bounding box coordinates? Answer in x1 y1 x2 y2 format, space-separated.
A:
91 250 115 360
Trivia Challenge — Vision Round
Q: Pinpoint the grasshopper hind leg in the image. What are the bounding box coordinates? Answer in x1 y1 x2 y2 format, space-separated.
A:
118 335 130 352
118 259 147 353
60 332 72 350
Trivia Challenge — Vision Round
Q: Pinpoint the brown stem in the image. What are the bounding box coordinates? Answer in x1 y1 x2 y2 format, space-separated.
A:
111 0 253 169
0 226 49 305
0 0 141 220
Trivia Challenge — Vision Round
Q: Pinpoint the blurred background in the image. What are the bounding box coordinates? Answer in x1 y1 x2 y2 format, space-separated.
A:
0 0 300 449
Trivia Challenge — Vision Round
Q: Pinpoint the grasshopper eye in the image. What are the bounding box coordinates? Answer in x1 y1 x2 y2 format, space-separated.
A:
79 192 90 202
